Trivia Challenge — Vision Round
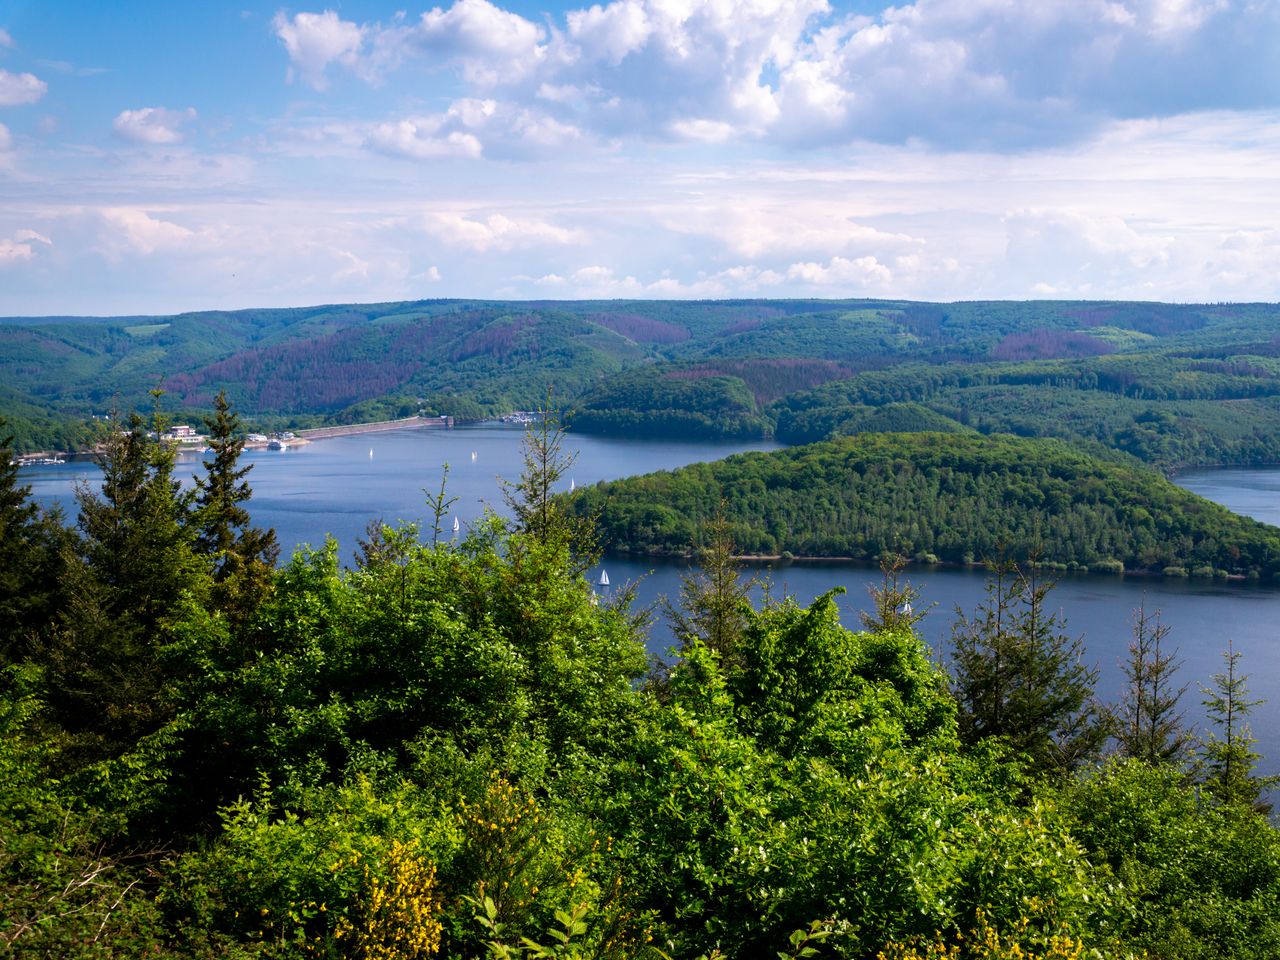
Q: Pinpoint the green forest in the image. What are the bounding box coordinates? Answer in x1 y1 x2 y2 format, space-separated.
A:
568 433 1280 575
10 298 1280 473
3 408 1280 959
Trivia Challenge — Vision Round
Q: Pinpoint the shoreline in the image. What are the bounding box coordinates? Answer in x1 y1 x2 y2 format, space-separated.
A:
603 549 1257 582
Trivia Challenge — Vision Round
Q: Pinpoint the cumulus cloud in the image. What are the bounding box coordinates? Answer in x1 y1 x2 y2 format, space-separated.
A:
424 211 583 251
394 0 548 85
99 208 195 257
0 121 10 151
0 28 12 49
273 10 365 88
786 254 894 288
365 97 580 160
1004 208 1174 294
0 67 46 106
0 227 51 265
274 0 1280 151
368 118 483 159
112 106 196 144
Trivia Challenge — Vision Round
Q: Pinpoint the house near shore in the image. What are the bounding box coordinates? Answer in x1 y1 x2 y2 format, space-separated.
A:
161 424 206 444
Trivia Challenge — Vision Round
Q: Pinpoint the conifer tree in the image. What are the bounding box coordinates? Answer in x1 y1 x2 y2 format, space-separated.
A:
503 402 595 572
192 391 278 619
1116 601 1189 765
0 420 70 664
1198 640 1278 809
45 406 206 750
860 551 929 634
951 559 1105 775
665 502 755 665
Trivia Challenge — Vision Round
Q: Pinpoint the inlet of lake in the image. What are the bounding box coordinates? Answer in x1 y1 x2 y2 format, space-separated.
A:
23 425 1280 777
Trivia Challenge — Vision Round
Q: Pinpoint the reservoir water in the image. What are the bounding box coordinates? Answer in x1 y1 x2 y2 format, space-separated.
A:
22 426 1280 777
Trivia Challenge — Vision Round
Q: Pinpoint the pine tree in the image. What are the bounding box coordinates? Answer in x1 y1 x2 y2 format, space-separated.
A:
860 551 929 634
1116 601 1189 765
951 560 1104 775
1198 640 1278 809
192 391 278 620
502 403 595 571
665 502 756 665
0 420 70 664
44 407 207 750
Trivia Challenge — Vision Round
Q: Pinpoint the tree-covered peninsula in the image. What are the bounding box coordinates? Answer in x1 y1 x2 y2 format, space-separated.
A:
569 432 1280 576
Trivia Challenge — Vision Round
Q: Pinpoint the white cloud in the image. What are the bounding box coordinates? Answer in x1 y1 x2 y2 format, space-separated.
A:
0 28 12 49
112 106 196 144
367 118 483 159
660 200 923 260
274 0 1280 151
398 0 547 85
0 122 10 151
99 208 195 256
668 118 736 143
273 10 365 89
425 211 583 251
0 227 51 265
364 97 581 160
786 254 893 288
1003 208 1173 294
0 67 46 106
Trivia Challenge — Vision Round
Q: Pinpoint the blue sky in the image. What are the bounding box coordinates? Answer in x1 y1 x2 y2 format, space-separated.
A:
1 0 1279 315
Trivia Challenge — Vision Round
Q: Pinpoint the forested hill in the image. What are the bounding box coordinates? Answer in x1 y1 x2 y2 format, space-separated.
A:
568 432 1280 577
9 297 1280 463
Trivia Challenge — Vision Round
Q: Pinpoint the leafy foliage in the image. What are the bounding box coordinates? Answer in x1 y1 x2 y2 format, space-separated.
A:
2 393 1280 960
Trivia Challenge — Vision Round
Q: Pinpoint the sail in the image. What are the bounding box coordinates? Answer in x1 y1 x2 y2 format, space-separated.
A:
597 569 610 587
453 516 460 533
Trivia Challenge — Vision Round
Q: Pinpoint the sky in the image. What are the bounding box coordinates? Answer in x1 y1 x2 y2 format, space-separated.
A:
0 0 1278 316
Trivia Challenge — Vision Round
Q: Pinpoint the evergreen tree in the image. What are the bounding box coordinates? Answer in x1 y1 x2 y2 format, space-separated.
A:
1198 640 1278 809
860 550 929 634
503 403 595 571
1115 601 1189 765
44 408 207 751
0 420 70 664
192 391 278 620
951 560 1105 775
664 502 756 664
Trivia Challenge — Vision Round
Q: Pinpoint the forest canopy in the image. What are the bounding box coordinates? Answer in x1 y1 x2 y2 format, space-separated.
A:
568 432 1280 577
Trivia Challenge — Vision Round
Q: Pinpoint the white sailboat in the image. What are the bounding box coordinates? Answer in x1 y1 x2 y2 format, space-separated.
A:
453 516 460 535
597 569 610 587
570 478 575 491
369 448 373 458
471 451 477 461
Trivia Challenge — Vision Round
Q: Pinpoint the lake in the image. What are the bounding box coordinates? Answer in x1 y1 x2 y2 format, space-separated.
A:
21 426 1280 777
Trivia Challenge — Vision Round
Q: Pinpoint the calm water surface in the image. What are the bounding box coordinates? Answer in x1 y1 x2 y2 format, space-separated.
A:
23 427 1280 776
